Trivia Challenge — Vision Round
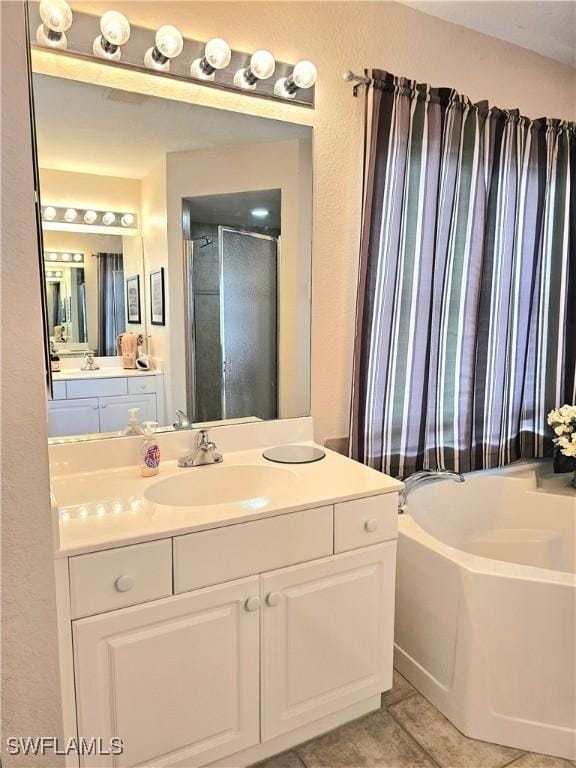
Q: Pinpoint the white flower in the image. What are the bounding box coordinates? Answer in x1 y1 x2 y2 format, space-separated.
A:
549 403 576 456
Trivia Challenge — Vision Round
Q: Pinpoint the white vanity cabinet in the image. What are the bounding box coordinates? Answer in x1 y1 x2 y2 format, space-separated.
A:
48 374 164 436
63 494 398 768
73 577 261 768
48 398 100 437
261 543 395 740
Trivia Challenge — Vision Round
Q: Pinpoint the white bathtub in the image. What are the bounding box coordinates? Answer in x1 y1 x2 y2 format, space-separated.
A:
395 462 576 760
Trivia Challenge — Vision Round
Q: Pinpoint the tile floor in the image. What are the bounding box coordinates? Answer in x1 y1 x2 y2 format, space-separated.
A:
254 670 575 768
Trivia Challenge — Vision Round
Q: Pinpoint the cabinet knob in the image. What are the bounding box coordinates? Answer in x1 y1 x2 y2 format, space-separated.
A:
115 575 135 592
365 518 379 533
244 596 261 612
266 591 281 607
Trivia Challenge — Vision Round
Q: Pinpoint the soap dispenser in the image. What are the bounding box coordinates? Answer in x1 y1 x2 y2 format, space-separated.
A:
125 407 144 436
140 421 160 477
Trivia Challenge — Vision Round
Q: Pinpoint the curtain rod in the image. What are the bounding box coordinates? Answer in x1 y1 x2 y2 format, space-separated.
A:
343 70 372 96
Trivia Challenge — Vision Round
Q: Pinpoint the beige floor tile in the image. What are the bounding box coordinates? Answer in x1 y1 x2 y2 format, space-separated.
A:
297 708 436 768
253 750 306 768
389 694 522 768
507 754 576 768
381 669 417 707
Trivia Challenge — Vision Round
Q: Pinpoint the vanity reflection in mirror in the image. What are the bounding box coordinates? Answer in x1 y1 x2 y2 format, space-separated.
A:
33 73 312 440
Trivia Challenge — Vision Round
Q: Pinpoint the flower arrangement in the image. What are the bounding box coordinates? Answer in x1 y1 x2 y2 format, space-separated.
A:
548 404 576 456
547 404 576 487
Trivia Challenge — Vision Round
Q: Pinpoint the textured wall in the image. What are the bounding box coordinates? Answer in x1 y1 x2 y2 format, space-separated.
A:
0 2 64 764
60 0 575 444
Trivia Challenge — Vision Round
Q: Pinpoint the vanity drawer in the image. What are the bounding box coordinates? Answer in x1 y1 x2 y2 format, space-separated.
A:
127 376 157 395
174 506 334 593
66 377 128 399
334 494 398 553
69 540 172 619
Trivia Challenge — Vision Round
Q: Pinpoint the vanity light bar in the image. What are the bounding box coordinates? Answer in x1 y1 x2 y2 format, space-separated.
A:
44 251 84 263
31 4 317 108
41 206 138 230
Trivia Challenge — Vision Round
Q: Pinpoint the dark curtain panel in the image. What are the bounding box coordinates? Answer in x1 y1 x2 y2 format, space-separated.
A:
96 253 125 356
350 70 575 479
46 281 62 333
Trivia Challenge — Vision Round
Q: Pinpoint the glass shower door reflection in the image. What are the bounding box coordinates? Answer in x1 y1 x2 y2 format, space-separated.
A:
219 227 278 421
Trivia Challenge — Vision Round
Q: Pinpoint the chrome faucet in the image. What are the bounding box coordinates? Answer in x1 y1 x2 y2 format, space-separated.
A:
80 351 99 371
399 469 465 511
173 410 191 430
178 429 223 468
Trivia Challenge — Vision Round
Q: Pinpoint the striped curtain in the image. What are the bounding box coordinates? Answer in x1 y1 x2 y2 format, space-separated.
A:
350 70 575 479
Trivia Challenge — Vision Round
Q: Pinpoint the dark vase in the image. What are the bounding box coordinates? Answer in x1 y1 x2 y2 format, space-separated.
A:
553 449 576 474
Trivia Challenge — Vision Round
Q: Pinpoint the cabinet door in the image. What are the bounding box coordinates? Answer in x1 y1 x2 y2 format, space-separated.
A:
261 542 396 740
73 576 260 767
99 394 156 432
48 398 99 437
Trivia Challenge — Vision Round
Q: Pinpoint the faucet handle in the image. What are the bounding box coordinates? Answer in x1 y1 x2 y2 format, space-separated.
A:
197 428 215 446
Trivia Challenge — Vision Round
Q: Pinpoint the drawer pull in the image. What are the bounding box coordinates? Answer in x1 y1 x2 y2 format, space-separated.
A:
266 591 281 607
365 518 379 533
244 596 261 612
114 575 135 593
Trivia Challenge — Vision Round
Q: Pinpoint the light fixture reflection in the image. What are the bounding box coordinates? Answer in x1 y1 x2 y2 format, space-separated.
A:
93 10 131 61
190 37 231 81
36 0 73 49
144 25 184 72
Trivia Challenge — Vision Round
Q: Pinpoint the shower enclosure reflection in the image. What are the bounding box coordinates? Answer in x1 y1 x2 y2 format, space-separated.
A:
185 193 280 422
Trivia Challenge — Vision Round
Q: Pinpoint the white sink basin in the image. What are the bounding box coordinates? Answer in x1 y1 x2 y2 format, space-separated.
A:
144 464 297 507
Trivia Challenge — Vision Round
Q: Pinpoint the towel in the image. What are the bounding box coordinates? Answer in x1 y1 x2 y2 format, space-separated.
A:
121 332 139 369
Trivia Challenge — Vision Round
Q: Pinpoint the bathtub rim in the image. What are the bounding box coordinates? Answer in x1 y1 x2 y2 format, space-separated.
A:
400 461 575 583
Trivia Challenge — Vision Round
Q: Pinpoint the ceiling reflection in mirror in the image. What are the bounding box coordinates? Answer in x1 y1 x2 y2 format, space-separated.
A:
33 73 313 442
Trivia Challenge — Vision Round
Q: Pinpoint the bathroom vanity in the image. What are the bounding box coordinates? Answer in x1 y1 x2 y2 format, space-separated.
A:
49 368 165 437
51 420 401 768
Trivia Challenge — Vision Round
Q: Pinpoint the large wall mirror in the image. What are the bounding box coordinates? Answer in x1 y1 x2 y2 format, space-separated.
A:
32 72 313 441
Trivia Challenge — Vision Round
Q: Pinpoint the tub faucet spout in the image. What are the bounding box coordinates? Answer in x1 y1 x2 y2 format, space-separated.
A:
399 469 464 511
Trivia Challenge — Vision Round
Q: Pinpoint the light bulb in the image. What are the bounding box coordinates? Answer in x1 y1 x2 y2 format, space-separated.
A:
234 49 275 90
36 23 68 49
251 208 269 218
102 212 116 226
275 60 317 99
46 271 53 277
55 271 62 277
145 25 183 72
37 0 72 48
121 213 135 227
73 253 83 262
84 210 97 224
93 11 130 61
43 206 57 221
101 11 130 46
61 253 71 261
251 50 275 80
39 0 72 32
190 38 231 81
48 252 57 260
156 25 183 58
64 208 77 222
205 38 231 69
293 60 317 89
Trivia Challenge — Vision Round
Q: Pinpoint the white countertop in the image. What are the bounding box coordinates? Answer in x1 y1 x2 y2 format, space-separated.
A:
52 443 402 557
53 367 163 381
